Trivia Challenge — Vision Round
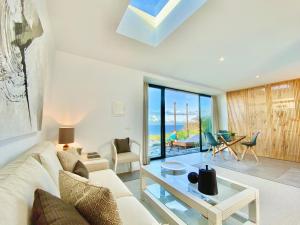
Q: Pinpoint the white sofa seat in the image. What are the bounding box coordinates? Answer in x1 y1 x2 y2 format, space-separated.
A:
117 196 160 225
89 169 133 198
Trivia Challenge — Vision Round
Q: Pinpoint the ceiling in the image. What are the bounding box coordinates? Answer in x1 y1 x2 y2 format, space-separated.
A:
47 0 300 92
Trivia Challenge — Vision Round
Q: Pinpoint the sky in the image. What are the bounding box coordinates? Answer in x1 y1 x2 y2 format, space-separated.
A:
148 87 212 125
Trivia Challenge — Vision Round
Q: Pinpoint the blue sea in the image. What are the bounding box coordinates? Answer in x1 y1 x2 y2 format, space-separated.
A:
149 124 184 135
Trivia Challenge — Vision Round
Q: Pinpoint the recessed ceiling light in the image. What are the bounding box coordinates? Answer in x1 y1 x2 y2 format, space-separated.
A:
256 75 260 79
219 57 225 62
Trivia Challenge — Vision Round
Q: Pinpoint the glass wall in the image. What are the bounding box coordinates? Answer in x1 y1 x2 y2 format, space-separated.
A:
148 87 162 158
200 96 213 150
165 89 200 157
148 85 212 159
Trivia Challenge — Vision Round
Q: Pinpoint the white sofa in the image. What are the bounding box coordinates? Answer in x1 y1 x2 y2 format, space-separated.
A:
0 142 159 225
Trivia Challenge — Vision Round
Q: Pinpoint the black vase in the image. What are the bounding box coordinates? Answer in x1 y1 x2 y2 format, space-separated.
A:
188 165 218 196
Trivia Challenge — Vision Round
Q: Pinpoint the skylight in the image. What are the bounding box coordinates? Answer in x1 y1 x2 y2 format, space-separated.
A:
129 0 181 28
130 0 169 17
117 0 207 47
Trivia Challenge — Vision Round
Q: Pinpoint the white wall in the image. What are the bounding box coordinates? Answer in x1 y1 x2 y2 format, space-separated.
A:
217 94 229 130
44 51 144 172
0 0 54 168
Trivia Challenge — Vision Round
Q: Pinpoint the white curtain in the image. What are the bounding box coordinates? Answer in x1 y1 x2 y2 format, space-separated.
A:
142 82 150 165
212 96 220 134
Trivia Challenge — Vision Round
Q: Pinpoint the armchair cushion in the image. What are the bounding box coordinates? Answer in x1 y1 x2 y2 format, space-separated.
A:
114 138 130 153
116 152 139 164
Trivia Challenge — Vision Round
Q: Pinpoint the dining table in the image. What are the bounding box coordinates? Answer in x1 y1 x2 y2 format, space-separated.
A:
216 135 246 160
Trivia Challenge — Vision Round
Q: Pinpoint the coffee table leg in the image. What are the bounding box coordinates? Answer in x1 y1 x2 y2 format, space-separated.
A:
249 191 260 225
140 171 147 200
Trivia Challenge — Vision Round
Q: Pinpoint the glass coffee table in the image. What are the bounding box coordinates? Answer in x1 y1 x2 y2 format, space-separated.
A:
140 161 259 225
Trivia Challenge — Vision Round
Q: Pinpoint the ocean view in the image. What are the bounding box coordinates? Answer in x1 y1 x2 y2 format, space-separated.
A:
149 124 185 135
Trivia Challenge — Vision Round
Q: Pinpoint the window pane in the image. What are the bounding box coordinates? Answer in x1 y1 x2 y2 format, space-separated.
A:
200 96 213 150
148 87 162 158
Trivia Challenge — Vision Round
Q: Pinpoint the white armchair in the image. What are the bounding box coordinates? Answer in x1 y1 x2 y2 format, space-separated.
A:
112 139 142 173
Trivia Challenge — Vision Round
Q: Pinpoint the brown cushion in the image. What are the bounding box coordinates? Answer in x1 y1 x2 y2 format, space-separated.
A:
57 151 79 172
73 160 89 179
59 171 122 225
114 138 130 153
32 189 89 225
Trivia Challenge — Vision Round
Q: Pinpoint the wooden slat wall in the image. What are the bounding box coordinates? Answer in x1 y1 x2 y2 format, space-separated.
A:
227 78 300 162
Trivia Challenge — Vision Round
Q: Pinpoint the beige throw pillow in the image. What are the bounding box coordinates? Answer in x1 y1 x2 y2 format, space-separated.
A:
57 151 80 172
59 171 122 225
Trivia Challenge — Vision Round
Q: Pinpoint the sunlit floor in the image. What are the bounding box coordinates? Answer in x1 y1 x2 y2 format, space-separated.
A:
123 152 300 225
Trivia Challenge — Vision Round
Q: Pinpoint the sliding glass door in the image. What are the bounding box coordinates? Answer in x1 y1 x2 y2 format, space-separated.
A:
148 85 212 159
165 89 200 157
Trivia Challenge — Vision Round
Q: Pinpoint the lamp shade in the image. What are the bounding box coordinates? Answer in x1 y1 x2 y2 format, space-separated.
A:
58 127 74 144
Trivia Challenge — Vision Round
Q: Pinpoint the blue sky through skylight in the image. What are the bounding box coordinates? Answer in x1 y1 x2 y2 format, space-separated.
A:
130 0 169 17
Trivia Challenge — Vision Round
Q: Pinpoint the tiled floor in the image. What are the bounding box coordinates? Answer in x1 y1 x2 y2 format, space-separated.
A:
174 151 300 188
123 152 300 225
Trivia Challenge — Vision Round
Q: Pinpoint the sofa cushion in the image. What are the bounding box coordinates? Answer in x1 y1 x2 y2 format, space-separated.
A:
39 146 63 186
89 169 132 198
59 171 122 225
32 189 89 225
0 156 59 225
73 160 89 179
57 151 79 172
116 196 160 225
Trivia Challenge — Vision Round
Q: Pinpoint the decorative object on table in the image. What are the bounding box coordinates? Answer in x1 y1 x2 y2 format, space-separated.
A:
161 161 186 172
87 152 101 159
0 0 45 141
187 165 218 196
112 138 141 172
241 132 260 163
58 127 75 150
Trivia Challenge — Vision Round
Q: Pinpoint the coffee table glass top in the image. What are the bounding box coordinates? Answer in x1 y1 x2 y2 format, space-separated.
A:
144 161 246 206
142 161 250 225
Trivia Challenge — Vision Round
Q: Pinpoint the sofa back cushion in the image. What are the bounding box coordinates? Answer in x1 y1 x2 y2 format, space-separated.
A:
0 156 59 225
39 145 63 186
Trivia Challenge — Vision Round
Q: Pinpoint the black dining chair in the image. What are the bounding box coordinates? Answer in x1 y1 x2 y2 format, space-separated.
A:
241 132 260 162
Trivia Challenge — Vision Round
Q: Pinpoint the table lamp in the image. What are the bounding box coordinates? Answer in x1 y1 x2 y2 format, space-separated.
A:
58 127 74 150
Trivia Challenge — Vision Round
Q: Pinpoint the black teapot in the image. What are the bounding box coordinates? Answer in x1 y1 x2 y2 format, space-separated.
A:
188 165 218 196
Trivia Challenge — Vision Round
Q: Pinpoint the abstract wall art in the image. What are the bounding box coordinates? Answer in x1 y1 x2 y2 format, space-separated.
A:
0 0 45 140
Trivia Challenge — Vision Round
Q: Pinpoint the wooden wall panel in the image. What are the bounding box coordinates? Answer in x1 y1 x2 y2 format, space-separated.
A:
227 78 300 162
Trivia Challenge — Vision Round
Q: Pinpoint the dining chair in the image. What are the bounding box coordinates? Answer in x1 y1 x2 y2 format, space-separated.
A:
241 132 260 163
112 138 142 173
205 132 224 159
218 130 233 142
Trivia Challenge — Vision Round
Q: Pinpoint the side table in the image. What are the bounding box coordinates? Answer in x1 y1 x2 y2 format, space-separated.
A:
80 154 109 172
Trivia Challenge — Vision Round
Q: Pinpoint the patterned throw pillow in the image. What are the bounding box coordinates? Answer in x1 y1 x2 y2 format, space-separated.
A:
73 160 89 179
59 171 122 225
57 151 80 172
32 189 89 225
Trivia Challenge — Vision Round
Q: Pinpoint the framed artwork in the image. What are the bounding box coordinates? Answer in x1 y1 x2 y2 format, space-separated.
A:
0 0 45 140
